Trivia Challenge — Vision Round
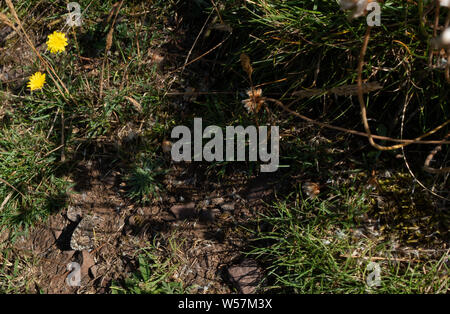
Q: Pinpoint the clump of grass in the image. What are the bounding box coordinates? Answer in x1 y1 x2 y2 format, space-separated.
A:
111 240 188 294
0 125 70 234
125 157 167 204
1 0 174 234
0 244 38 293
246 193 449 293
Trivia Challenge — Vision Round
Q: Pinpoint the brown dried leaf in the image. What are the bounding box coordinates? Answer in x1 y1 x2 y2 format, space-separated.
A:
330 82 382 96
124 96 142 113
105 28 114 52
210 23 233 33
240 53 253 78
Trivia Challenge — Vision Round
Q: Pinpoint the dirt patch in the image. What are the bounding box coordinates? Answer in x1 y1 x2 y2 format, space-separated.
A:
2 153 278 293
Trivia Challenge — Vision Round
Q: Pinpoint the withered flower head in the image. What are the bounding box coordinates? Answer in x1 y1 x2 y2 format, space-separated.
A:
242 88 265 114
431 27 450 50
303 182 320 199
440 0 450 8
339 0 370 19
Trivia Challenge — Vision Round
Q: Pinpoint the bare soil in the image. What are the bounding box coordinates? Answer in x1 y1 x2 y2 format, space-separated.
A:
3 148 277 293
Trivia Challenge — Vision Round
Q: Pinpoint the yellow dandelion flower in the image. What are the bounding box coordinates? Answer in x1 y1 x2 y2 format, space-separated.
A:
46 31 68 54
27 72 46 91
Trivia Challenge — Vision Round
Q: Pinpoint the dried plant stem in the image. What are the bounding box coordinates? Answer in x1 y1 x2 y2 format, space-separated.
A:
210 0 224 24
0 178 26 199
181 11 213 78
399 87 449 201
418 0 426 37
265 97 450 145
445 10 450 83
340 254 421 263
433 0 440 38
169 33 231 76
423 132 450 173
357 27 450 150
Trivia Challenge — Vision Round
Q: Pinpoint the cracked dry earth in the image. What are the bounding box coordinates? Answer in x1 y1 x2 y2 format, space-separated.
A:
3 154 276 293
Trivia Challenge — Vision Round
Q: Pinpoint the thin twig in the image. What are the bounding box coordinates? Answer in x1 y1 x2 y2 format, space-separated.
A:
399 88 449 201
265 97 450 145
357 27 450 150
181 11 213 77
423 132 450 174
340 254 421 263
0 178 26 199
210 0 224 24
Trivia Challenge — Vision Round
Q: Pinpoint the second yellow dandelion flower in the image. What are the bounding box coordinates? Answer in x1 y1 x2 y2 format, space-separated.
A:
46 31 68 54
27 72 46 91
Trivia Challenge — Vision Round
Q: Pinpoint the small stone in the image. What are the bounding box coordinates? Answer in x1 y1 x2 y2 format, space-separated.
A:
228 259 262 294
199 208 220 223
199 210 214 223
128 215 144 227
220 203 234 211
89 265 99 278
162 140 172 153
212 197 224 205
102 175 115 186
170 202 196 220
81 250 95 278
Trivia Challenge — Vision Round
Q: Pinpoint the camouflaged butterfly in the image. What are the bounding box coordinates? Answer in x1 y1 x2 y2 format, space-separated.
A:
70 215 100 251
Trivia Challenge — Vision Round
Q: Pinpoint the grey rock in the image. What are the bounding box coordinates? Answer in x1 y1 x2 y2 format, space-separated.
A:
228 259 262 294
170 202 196 220
220 203 234 211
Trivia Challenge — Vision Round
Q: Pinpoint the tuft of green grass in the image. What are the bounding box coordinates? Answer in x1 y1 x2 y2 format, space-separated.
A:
0 125 70 234
110 240 189 294
125 157 168 204
246 193 449 293
0 244 37 293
